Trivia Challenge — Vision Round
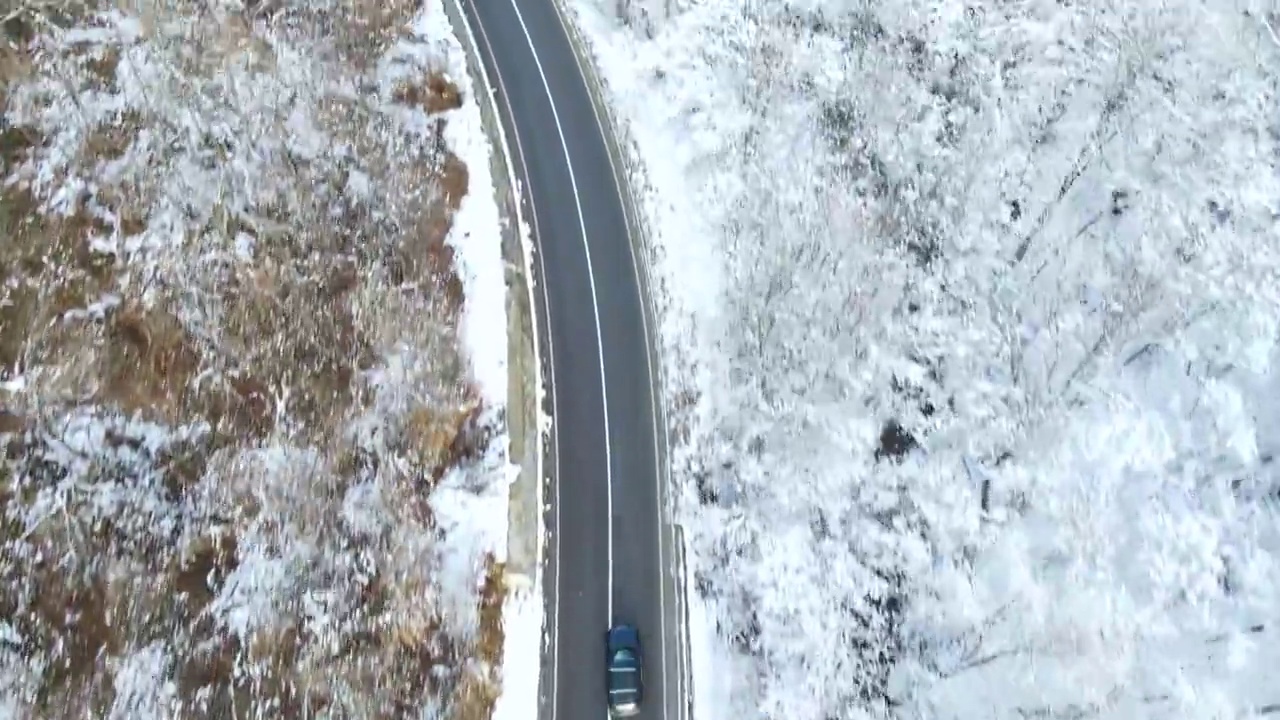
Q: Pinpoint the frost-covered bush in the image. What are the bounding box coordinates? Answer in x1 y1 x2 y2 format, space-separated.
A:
0 1 504 717
574 0 1280 717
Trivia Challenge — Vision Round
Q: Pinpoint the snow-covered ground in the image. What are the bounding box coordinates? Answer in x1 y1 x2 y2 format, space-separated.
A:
427 2 545 718
565 1 1280 719
0 0 522 717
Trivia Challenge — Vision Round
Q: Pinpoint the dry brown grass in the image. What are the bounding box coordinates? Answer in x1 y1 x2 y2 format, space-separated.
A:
394 73 466 115
448 554 507 720
0 0 509 717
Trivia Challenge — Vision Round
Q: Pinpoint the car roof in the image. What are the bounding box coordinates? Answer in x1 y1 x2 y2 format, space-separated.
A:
607 624 640 649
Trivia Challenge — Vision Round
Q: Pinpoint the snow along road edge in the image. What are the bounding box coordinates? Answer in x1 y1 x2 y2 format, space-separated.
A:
536 2 694 719
440 0 549 717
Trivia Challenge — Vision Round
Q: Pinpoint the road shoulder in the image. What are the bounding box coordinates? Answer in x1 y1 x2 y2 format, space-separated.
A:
439 1 549 718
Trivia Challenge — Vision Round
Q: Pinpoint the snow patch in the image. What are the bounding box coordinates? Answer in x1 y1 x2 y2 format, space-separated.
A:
493 585 543 720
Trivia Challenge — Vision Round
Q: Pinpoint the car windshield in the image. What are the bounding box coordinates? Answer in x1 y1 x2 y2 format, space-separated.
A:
608 649 639 702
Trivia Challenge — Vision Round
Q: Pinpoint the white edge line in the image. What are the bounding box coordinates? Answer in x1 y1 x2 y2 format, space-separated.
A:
444 0 546 575
540 4 678 720
503 0 616 619
449 2 559 720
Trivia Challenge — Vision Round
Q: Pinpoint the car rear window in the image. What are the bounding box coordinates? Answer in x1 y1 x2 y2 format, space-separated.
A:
608 650 639 695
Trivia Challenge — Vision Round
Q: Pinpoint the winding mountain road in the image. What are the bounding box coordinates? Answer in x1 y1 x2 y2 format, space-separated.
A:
458 1 684 719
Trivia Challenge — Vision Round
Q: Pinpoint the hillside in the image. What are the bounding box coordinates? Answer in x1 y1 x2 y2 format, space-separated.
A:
0 1 510 717
569 1 1280 718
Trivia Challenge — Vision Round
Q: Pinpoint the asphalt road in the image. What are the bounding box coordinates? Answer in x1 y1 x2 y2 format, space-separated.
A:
460 2 683 720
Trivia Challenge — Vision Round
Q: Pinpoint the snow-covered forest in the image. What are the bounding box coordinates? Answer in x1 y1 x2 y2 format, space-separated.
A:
570 0 1280 718
0 1 511 717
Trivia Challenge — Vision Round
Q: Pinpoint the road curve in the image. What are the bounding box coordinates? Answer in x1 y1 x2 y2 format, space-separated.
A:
459 2 682 720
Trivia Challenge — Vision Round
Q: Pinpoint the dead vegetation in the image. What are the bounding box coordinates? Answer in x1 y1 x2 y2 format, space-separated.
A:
0 0 506 717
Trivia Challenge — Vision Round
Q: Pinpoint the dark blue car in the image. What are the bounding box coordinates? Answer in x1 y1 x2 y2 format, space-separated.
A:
606 624 643 717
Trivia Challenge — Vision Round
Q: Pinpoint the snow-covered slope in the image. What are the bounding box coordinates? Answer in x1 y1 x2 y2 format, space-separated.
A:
0 1 512 717
565 0 1280 718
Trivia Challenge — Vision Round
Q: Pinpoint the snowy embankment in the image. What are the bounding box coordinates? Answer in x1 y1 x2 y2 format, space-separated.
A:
564 1 1280 719
429 2 545 718
422 7 543 720
0 0 519 717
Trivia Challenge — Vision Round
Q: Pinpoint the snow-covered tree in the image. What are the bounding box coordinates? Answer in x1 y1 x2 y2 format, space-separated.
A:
570 0 1280 717
1 0 508 716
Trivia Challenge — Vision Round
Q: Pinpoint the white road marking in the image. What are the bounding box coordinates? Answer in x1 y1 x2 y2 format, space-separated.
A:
493 0 616 625
482 0 618 656
537 4 677 720
464 7 569 720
